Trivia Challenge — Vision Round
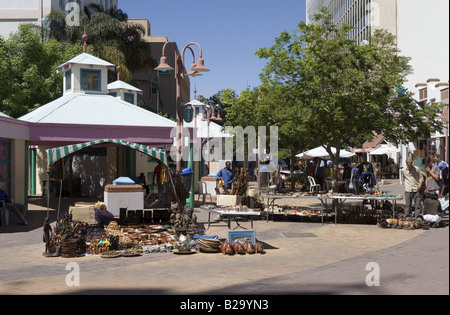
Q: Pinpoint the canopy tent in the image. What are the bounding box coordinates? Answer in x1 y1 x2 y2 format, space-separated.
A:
369 146 400 156
296 146 355 160
45 139 178 219
47 139 169 167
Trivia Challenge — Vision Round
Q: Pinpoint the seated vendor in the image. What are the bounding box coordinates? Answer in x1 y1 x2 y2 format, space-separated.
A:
94 202 114 226
0 189 28 226
422 192 443 228
216 161 234 194
135 173 150 196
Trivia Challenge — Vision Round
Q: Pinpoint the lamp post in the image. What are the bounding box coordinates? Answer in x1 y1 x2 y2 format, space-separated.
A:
202 105 222 172
155 42 210 173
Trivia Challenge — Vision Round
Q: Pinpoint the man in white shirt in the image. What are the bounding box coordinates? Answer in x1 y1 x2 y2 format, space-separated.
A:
401 158 424 219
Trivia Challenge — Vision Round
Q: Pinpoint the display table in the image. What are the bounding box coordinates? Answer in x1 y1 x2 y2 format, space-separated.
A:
261 194 403 224
261 194 331 224
200 206 261 232
327 195 403 218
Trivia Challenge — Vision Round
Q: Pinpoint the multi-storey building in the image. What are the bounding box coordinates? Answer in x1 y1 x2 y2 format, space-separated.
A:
0 0 118 39
125 19 191 120
306 0 449 93
414 79 449 162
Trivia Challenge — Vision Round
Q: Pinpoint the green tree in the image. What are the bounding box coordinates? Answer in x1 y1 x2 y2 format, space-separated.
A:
255 7 444 190
0 24 82 118
198 89 236 126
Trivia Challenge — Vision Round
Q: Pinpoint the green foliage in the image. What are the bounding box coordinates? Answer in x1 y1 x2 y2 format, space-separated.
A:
254 6 444 166
0 24 82 118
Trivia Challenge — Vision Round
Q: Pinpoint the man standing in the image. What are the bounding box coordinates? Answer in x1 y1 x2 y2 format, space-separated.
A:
153 161 168 194
434 154 449 197
216 161 234 195
401 158 424 219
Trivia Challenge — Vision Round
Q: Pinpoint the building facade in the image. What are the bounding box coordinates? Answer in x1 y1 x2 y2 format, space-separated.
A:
413 79 449 162
0 0 118 39
306 0 449 93
127 19 191 120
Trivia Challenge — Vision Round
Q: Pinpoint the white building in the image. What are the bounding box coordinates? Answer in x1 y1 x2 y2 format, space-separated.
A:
306 0 449 93
413 79 449 161
0 0 118 39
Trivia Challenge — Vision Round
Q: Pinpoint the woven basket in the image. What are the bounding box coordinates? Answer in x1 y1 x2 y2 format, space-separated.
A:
61 239 78 258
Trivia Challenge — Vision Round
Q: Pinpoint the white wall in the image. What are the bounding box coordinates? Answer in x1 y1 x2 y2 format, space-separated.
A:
397 0 449 92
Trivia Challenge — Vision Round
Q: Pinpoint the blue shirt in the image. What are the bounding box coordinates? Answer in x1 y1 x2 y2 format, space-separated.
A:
437 161 448 171
217 168 234 188
0 189 11 203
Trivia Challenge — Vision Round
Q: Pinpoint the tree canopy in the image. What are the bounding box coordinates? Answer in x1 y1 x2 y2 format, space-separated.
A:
225 7 444 189
0 24 84 118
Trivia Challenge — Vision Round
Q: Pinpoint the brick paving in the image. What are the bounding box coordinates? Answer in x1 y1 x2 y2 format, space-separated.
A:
0 180 448 296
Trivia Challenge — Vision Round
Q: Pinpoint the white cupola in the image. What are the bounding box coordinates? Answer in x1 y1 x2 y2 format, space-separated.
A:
56 28 115 96
107 62 143 105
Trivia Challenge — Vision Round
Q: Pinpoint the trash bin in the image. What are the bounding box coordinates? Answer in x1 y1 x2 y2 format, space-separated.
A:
181 168 193 193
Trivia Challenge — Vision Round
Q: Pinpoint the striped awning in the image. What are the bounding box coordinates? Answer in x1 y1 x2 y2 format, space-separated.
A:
46 139 169 167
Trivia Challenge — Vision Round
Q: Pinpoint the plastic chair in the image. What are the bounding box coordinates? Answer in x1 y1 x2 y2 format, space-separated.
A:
308 176 321 193
197 181 212 204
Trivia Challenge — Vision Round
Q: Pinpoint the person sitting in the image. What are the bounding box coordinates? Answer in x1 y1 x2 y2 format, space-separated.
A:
421 191 443 228
0 189 28 226
135 173 149 196
216 161 234 194
94 202 114 226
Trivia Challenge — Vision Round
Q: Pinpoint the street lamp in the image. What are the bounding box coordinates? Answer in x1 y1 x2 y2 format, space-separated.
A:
155 41 210 173
202 105 222 170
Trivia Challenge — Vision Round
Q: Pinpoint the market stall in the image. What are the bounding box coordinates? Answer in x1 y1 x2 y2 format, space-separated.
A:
259 190 404 226
42 139 266 258
45 139 179 220
261 194 331 224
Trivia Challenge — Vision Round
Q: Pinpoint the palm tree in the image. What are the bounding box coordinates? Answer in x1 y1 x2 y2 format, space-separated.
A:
42 4 155 81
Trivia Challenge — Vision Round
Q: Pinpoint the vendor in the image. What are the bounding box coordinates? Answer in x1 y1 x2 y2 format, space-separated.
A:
422 192 443 228
135 173 149 196
94 202 114 226
154 161 169 194
216 161 234 194
0 188 28 226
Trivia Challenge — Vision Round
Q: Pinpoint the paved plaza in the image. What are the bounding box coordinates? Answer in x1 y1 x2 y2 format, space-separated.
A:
0 180 448 296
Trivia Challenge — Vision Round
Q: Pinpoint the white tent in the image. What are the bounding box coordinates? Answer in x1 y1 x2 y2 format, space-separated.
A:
369 146 400 156
296 146 355 160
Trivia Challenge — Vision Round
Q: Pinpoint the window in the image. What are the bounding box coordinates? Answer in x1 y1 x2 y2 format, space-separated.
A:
419 88 428 100
108 92 117 97
124 92 134 104
65 70 72 91
81 69 101 91
0 139 11 195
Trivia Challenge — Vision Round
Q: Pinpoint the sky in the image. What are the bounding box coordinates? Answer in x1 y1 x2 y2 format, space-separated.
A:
119 0 307 99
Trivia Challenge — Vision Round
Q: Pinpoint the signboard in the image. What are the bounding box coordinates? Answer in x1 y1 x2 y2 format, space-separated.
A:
183 107 194 123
